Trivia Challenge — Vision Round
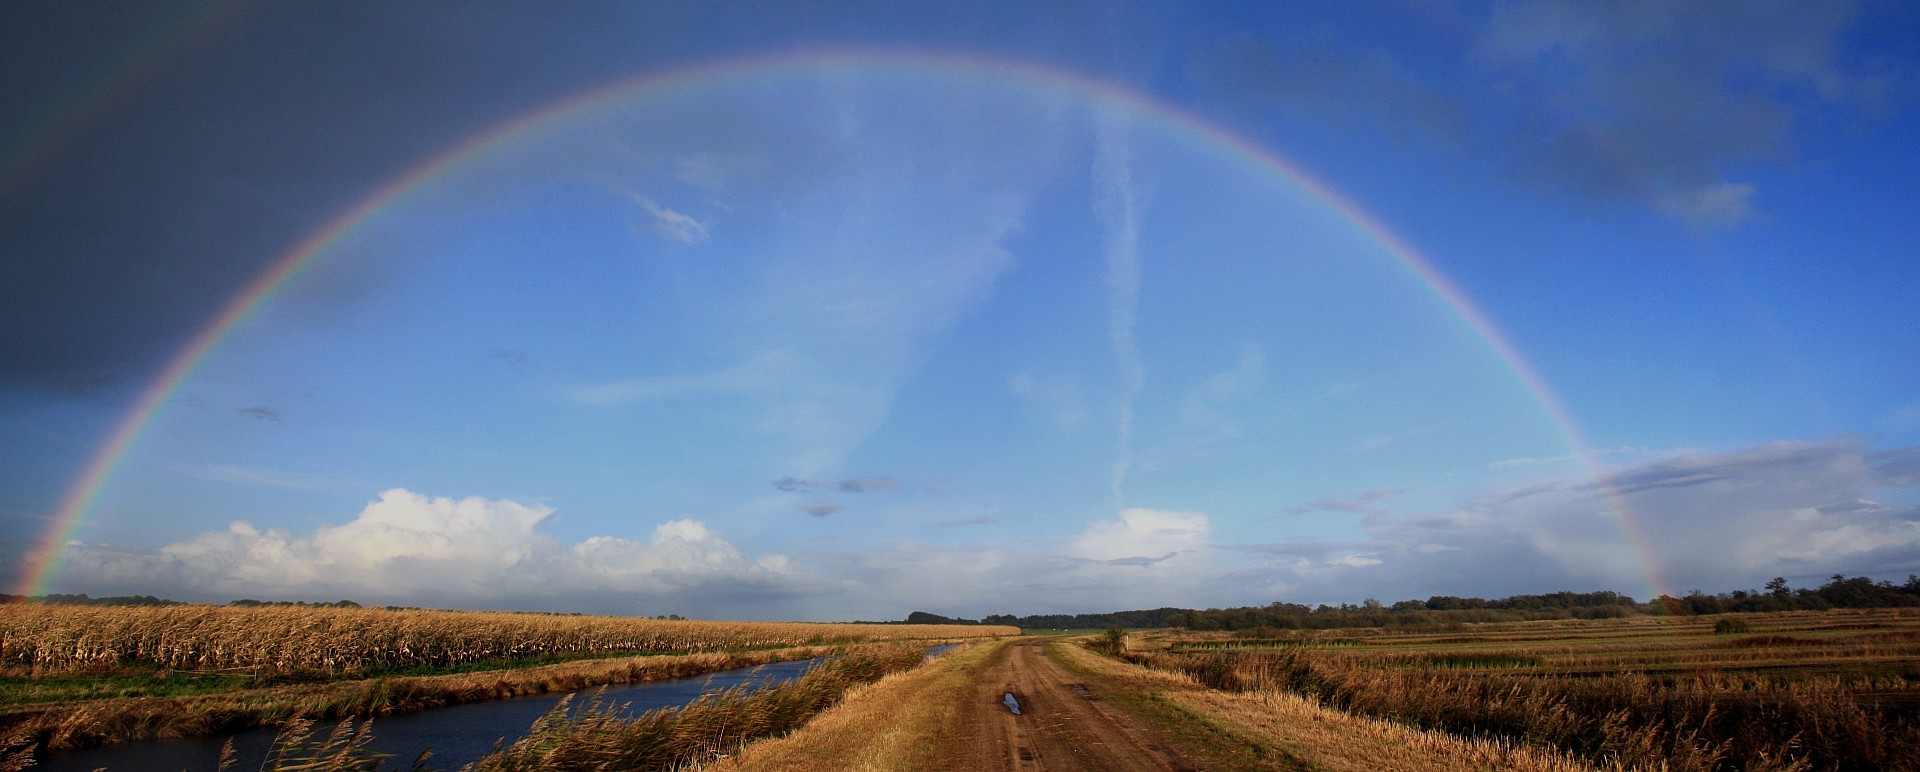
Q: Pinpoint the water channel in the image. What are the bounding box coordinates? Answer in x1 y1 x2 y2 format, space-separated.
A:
37 646 956 771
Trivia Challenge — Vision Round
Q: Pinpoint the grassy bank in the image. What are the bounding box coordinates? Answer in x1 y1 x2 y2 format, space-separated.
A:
461 645 930 770
0 644 864 754
711 639 1003 770
0 602 1013 757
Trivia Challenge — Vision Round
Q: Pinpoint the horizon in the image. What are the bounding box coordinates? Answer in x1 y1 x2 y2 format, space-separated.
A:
3 2 1917 622
13 570 1909 623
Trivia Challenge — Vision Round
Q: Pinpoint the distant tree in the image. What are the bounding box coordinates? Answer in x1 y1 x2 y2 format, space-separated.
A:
905 611 980 625
1087 627 1126 655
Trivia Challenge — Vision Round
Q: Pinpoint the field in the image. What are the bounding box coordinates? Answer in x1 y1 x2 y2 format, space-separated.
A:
9 606 1920 770
0 604 1011 759
0 605 1012 678
1117 608 1920 771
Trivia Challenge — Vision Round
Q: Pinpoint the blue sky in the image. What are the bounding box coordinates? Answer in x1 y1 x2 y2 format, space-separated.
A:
3 1 1918 620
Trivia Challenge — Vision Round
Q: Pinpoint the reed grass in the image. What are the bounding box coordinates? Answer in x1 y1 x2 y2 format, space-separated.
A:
463 645 928 771
1126 610 1920 771
0 643 908 753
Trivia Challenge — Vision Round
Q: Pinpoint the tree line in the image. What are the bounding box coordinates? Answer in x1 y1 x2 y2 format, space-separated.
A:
902 574 1920 631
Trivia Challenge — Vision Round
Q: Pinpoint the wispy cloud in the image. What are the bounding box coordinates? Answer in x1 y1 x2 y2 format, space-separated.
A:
837 477 900 493
773 476 901 494
1128 346 1269 472
1238 439 1920 604
802 501 843 517
1093 115 1144 502
1490 446 1651 469
187 464 330 491
933 515 998 527
1890 402 1920 433
1281 489 1407 518
672 152 759 196
238 406 281 422
1073 551 1180 567
572 350 799 405
1348 425 1437 454
805 507 1223 616
1007 370 1087 427
630 193 710 244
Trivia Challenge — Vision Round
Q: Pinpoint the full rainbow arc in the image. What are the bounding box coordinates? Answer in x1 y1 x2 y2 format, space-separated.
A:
12 49 1672 603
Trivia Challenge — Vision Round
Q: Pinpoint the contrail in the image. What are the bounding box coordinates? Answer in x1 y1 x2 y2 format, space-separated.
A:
1093 115 1142 505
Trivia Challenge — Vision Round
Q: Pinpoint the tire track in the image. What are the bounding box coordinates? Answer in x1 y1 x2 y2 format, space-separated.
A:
941 639 1195 771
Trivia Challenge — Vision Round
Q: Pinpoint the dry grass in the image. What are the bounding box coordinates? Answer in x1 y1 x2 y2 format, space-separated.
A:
0 643 927 753
463 645 930 771
249 715 408 771
1178 609 1920 682
1131 609 1920 771
0 604 1013 677
0 604 1011 760
1050 638 1592 772
707 640 1001 771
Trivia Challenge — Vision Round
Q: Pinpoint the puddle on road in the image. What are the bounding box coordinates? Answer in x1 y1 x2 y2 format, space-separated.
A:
1003 692 1023 715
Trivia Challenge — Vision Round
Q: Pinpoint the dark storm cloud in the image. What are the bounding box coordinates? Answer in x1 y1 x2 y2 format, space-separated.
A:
1193 1 1897 226
0 0 1130 403
0 2 695 398
1205 35 1473 148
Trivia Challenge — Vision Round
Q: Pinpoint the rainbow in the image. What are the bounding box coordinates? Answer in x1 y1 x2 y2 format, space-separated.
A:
11 49 1673 602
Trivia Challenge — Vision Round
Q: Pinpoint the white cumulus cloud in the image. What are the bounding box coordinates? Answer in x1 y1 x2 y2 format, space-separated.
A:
56 489 819 616
1229 439 1920 605
1067 507 1208 564
809 508 1224 618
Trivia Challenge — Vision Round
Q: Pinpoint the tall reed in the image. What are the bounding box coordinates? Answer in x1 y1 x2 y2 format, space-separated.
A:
0 644 869 751
1121 645 1919 771
463 645 927 771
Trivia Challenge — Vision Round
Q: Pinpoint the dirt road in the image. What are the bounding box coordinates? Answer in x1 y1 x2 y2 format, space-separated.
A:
726 637 1577 771
932 639 1199 771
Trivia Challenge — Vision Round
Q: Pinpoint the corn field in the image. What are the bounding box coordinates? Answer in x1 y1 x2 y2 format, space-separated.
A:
0 605 1014 676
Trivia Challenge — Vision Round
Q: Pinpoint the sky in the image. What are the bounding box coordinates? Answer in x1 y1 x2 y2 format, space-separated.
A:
3 1 1918 621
